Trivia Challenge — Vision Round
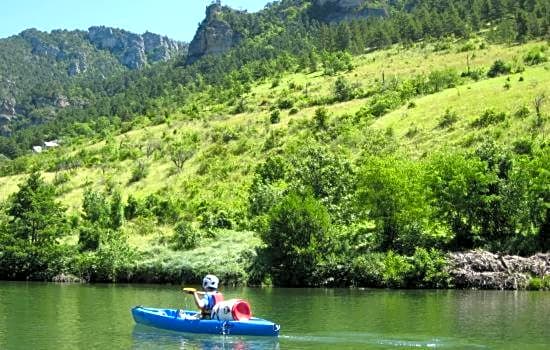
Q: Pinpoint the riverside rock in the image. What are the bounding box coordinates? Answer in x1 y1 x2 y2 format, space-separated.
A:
448 251 550 290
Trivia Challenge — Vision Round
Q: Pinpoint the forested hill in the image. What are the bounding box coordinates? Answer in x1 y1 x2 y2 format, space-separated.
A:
0 0 548 287
0 27 186 139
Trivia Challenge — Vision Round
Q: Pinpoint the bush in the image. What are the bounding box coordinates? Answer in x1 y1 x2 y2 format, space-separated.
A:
333 76 354 102
524 47 548 66
470 109 507 128
277 98 294 110
351 253 385 287
289 107 299 115
78 225 101 252
487 59 511 78
438 109 459 128
409 248 450 288
382 251 413 288
129 161 148 183
313 107 329 129
514 105 530 119
270 110 281 124
172 220 200 250
512 139 533 155
528 277 542 290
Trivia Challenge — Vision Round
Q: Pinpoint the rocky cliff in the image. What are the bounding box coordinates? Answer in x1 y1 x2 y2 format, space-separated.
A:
310 0 388 23
18 27 186 72
448 251 550 290
186 3 242 65
87 26 186 69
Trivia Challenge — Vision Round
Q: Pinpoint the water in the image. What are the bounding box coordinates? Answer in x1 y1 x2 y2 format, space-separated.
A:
0 282 549 349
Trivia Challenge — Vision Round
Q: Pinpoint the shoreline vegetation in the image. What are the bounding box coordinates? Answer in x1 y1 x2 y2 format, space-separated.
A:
0 2 549 290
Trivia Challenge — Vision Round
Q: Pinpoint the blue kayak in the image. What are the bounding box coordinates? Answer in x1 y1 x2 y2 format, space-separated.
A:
131 306 280 336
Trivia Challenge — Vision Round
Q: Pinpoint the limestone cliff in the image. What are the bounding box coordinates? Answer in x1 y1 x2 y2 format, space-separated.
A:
185 3 242 65
88 26 187 69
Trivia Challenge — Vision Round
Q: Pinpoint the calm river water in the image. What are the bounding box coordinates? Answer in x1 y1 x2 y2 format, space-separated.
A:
0 282 549 349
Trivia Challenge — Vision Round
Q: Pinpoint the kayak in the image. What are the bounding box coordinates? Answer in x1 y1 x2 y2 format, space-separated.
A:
131 306 280 336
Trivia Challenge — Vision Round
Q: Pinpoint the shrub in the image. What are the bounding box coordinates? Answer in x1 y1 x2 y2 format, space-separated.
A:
172 220 200 250
289 107 299 115
514 105 530 119
438 109 459 128
487 59 511 78
277 98 294 110
512 139 533 155
314 107 329 129
528 277 542 290
333 76 354 102
470 110 507 128
382 251 413 288
129 160 148 183
351 253 385 287
78 225 101 252
270 110 281 124
524 47 548 66
409 248 450 288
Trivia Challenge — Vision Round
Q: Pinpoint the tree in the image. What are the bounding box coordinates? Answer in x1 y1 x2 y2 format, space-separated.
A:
262 193 331 286
170 141 197 172
7 172 67 245
333 76 354 102
357 156 431 253
1 172 68 279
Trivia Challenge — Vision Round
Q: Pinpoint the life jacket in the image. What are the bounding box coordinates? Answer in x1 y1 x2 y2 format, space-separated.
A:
202 292 224 318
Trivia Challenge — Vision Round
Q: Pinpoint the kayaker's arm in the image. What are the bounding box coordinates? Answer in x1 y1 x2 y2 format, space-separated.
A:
193 291 206 310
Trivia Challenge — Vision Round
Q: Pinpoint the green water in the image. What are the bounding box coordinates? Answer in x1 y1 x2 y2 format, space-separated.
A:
0 282 549 349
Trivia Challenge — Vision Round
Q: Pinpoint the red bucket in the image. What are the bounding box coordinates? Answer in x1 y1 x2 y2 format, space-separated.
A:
212 299 252 321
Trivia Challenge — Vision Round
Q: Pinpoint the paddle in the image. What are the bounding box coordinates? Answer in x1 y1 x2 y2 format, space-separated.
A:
182 287 197 294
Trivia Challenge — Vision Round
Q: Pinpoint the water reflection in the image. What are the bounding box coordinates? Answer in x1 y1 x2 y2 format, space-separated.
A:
132 325 280 350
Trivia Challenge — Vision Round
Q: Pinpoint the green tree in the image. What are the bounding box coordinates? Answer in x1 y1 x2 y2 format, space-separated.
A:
0 172 68 279
357 157 431 253
262 193 331 286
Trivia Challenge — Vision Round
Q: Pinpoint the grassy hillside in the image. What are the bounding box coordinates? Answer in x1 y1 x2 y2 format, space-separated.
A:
0 37 548 286
1 39 548 204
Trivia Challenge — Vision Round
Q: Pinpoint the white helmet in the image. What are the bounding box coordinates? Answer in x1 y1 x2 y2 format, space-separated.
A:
202 274 219 290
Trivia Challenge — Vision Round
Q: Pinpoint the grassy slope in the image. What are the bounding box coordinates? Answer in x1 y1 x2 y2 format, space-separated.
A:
0 39 548 255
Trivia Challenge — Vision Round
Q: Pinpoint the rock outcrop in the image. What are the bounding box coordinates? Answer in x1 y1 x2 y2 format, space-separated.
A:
310 0 388 23
88 26 186 69
19 27 186 71
186 3 242 65
448 251 550 290
0 97 16 136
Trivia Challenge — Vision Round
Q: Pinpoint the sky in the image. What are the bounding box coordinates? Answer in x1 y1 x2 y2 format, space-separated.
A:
0 0 268 42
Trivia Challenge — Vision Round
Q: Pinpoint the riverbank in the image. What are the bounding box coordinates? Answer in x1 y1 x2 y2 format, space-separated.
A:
41 249 550 291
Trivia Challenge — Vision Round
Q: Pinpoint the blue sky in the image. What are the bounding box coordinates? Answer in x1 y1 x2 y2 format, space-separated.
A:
0 0 268 42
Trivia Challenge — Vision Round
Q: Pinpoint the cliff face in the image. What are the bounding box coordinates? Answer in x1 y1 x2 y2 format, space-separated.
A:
185 3 242 65
88 26 187 69
310 0 388 23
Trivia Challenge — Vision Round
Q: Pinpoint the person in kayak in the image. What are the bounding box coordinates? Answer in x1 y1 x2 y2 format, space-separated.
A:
192 274 224 319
